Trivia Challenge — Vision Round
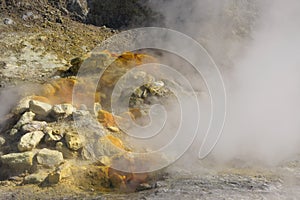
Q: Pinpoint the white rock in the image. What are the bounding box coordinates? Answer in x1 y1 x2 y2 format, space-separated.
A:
29 100 52 117
52 104 74 118
0 151 35 168
9 128 18 136
44 127 62 143
18 131 45 152
15 111 36 129
12 96 33 114
0 136 5 146
37 148 64 167
21 121 47 133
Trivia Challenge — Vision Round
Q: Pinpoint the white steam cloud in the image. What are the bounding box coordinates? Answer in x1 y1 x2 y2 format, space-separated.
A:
148 0 300 166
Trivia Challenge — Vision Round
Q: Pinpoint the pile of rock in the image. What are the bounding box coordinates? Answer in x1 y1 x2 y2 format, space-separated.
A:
0 97 87 185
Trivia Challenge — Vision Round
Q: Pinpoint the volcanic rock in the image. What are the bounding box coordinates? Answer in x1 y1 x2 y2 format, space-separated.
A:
65 132 83 151
15 111 35 129
44 127 63 143
36 148 64 167
12 96 32 115
21 121 47 133
0 151 35 169
23 172 48 184
18 131 45 152
55 142 78 159
0 136 5 146
51 103 74 118
29 100 52 117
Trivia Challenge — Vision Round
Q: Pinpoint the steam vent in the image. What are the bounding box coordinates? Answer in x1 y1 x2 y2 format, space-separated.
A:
0 51 169 192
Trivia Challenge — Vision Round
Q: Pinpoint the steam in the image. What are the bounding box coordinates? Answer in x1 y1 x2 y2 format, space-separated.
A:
213 0 300 165
148 0 300 166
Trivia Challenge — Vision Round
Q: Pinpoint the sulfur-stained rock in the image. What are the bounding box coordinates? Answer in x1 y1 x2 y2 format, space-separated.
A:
65 132 83 151
97 110 119 131
0 151 35 169
21 121 47 133
29 100 52 117
37 148 64 167
15 111 36 129
18 131 45 152
23 172 48 184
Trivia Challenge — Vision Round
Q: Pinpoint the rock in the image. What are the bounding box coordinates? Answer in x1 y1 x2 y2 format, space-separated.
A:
97 110 119 131
66 0 88 19
9 128 18 136
109 173 126 188
0 151 35 168
21 121 47 133
65 132 83 151
51 104 74 118
107 126 120 133
86 0 163 29
47 162 72 184
0 136 5 146
29 100 52 117
44 127 63 143
55 142 78 159
23 172 48 184
12 96 32 114
136 183 153 191
47 171 61 184
147 81 166 95
22 11 34 21
37 148 64 167
3 18 14 25
15 111 35 129
18 131 45 152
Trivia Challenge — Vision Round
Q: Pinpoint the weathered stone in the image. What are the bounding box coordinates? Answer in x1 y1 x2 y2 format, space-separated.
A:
15 111 35 129
9 128 18 136
0 151 35 168
21 121 47 133
18 131 45 152
55 142 78 159
47 171 61 184
44 127 63 143
65 132 83 151
51 103 74 118
12 96 32 114
37 148 64 167
0 136 6 146
23 172 48 184
29 100 52 117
